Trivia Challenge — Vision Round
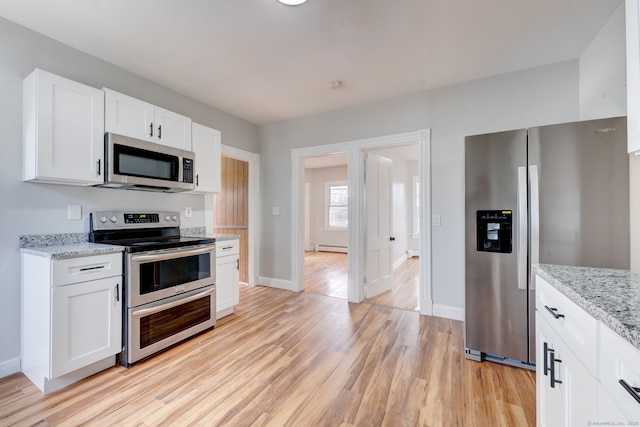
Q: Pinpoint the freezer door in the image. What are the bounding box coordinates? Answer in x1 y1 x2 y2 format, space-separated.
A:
465 129 529 363
528 117 629 270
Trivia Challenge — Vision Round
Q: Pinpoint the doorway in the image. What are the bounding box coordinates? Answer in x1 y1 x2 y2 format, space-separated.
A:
363 145 420 311
291 129 432 315
303 153 349 299
207 145 259 286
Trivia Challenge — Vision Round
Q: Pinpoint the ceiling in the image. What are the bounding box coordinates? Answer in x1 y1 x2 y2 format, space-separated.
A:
0 0 623 125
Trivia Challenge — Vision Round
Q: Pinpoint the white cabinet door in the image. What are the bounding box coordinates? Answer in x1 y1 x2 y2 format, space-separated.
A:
104 88 155 143
51 277 121 378
599 324 640 420
191 123 221 193
216 241 239 318
104 88 192 150
23 68 104 185
626 0 640 153
537 312 597 426
155 106 192 151
537 312 564 427
216 256 239 316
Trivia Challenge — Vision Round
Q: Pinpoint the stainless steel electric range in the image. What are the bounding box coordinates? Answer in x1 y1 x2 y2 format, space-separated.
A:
90 211 216 366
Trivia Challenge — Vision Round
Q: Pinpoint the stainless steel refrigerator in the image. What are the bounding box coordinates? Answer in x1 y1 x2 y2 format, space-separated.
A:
464 116 629 368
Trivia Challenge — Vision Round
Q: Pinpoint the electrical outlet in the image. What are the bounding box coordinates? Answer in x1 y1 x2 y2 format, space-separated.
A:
68 205 82 221
185 207 192 218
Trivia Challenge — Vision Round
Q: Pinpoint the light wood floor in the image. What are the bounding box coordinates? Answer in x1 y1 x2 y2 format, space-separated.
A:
0 284 535 426
304 251 419 311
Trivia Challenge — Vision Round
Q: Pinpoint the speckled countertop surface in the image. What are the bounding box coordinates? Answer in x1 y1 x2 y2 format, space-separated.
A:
20 242 125 259
19 232 124 259
533 264 640 352
181 228 240 241
19 230 238 259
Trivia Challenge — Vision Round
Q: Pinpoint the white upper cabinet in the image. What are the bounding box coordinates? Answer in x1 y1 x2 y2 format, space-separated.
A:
104 88 192 151
191 123 221 193
627 0 640 153
23 69 104 185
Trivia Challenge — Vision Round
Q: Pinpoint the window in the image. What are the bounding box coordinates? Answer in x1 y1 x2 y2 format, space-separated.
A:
412 175 420 237
327 182 348 229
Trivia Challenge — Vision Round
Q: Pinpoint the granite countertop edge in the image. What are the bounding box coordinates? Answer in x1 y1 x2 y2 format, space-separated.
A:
19 230 239 259
20 242 125 259
533 264 640 352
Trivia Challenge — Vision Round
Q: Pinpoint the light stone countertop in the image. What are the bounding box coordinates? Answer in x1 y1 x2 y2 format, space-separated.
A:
20 242 125 259
19 230 238 259
533 264 640 352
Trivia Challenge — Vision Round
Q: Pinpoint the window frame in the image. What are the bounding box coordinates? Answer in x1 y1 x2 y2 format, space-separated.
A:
325 181 349 230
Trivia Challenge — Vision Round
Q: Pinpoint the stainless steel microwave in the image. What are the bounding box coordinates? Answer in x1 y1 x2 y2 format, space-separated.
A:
97 133 195 192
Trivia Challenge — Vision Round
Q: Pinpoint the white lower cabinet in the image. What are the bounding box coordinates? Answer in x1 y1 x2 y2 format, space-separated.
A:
536 311 596 426
598 324 640 421
536 274 640 425
22 252 122 394
216 239 239 319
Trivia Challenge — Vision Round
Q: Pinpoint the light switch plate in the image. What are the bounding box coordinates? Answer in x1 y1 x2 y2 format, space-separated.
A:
432 215 441 227
185 207 192 218
272 207 280 215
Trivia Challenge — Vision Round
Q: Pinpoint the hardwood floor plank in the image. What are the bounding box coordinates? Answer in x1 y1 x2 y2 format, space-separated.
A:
0 284 535 426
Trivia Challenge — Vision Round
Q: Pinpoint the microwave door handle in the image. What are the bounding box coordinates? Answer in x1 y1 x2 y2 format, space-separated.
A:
131 286 215 317
131 246 214 262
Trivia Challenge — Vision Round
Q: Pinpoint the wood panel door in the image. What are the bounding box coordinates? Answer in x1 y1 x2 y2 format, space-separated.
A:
214 156 248 283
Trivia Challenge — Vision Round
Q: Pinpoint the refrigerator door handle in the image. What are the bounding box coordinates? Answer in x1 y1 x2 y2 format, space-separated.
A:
529 165 540 290
517 166 528 290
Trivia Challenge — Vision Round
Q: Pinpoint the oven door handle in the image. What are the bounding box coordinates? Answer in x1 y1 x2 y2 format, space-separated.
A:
131 286 216 318
131 245 214 262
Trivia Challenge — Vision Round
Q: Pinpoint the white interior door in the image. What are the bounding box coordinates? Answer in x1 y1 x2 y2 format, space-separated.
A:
365 152 393 298
304 182 311 251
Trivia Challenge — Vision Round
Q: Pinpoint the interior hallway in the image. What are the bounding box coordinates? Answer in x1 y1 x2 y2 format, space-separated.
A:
304 251 419 311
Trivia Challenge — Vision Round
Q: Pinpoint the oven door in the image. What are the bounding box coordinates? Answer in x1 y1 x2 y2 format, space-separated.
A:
127 244 215 307
127 285 216 364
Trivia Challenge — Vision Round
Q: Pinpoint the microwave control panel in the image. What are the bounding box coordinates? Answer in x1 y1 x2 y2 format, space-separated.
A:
183 158 194 183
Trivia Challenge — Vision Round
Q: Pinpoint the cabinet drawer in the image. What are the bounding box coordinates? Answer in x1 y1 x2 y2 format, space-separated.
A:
52 253 122 286
599 325 640 420
216 239 239 257
535 275 597 373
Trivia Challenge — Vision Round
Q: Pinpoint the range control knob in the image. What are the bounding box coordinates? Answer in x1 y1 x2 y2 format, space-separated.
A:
164 215 171 222
110 216 118 223
171 215 178 221
99 216 107 223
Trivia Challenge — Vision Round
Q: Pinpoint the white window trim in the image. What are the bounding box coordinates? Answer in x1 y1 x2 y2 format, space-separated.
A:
326 181 348 231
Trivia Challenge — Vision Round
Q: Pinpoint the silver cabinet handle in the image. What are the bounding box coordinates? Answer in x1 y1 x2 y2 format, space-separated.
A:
132 287 215 317
619 380 640 405
517 166 527 290
115 284 120 302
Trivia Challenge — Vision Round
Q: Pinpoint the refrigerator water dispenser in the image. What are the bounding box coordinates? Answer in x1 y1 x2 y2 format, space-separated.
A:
476 210 512 253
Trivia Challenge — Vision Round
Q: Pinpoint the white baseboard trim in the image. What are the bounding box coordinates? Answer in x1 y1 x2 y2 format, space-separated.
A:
257 276 296 292
406 250 420 258
314 245 348 253
432 304 465 321
0 357 21 379
393 254 408 271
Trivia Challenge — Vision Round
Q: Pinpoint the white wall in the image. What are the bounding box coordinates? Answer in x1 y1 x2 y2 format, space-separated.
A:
0 17 259 373
259 60 581 312
305 165 348 249
579 3 626 120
